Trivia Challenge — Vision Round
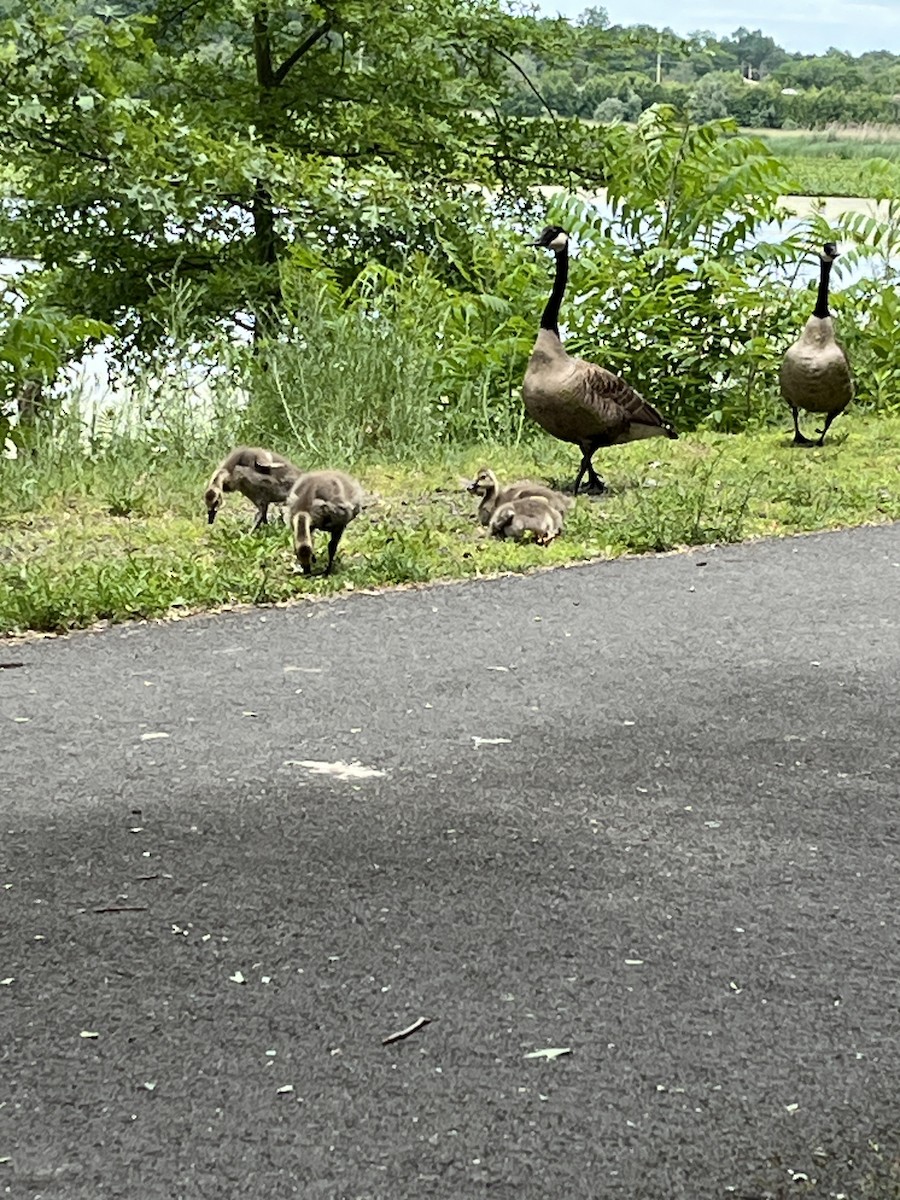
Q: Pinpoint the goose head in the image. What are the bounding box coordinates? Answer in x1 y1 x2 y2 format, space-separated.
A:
532 225 569 253
205 486 222 523
466 467 499 496
820 242 840 262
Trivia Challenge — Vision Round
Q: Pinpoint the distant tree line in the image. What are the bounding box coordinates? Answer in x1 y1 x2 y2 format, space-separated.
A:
502 7 900 128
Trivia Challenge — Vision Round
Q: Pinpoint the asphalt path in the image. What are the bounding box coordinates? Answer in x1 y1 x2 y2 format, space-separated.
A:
2 525 900 1200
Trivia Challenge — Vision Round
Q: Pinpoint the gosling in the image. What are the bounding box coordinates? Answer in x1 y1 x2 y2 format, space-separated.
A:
285 470 363 575
467 467 572 527
205 446 302 531
489 496 565 546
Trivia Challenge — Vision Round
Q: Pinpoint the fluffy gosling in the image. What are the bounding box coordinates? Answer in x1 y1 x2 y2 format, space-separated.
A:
466 466 572 527
205 446 302 531
285 470 364 575
488 495 564 546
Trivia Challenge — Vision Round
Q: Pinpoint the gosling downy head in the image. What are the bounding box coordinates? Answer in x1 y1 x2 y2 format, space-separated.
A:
466 467 499 497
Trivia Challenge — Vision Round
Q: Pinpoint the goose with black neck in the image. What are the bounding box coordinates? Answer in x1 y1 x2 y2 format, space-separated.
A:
779 242 854 447
522 225 678 495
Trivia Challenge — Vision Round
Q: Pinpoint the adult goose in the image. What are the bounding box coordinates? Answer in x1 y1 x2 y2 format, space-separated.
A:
523 225 677 494
780 242 854 446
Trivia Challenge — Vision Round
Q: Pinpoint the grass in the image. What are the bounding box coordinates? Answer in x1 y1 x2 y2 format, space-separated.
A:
775 156 900 197
749 126 900 197
2 414 899 637
756 125 900 157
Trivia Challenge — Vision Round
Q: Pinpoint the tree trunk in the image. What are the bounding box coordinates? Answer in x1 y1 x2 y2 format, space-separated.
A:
251 5 282 344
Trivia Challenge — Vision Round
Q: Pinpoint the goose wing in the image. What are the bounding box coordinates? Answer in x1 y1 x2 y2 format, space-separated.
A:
579 362 676 437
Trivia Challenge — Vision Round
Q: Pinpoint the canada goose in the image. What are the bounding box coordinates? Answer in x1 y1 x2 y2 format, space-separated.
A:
285 470 363 575
780 242 854 447
489 495 565 546
523 226 677 494
205 446 301 531
466 467 572 527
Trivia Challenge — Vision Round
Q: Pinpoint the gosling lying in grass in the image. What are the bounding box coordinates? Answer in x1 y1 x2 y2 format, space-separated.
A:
205 446 302 531
285 470 364 575
488 495 565 546
466 466 572 527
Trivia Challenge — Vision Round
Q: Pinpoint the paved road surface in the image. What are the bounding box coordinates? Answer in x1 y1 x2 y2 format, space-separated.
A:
2 526 900 1199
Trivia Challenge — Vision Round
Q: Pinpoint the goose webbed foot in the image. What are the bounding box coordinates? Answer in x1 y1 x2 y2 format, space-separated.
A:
574 455 606 496
790 408 815 447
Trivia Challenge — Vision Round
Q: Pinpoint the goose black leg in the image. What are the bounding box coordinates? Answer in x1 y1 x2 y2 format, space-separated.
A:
815 412 838 446
324 529 344 575
573 450 606 496
250 504 269 532
573 457 589 495
791 407 815 447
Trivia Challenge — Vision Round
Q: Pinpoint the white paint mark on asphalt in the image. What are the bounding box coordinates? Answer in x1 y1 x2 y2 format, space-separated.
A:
286 760 386 781
472 737 511 748
140 732 169 741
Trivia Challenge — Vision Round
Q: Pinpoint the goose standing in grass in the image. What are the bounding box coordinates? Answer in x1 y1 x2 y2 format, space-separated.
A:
466 466 572 527
285 470 363 575
780 242 854 447
523 225 677 495
205 446 301 531
488 495 565 546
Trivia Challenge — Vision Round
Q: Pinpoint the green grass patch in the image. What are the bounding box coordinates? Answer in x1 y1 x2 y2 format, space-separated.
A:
748 127 900 196
2 416 899 636
776 155 900 197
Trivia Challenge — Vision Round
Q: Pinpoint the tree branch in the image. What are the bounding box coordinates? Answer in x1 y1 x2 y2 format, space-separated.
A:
274 22 331 85
487 44 562 140
15 125 111 166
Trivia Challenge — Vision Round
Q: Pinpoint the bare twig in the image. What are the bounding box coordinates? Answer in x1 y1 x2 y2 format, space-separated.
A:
489 45 561 141
382 1016 432 1045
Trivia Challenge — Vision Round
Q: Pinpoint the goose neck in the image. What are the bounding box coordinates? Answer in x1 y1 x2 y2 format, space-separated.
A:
540 247 568 336
813 258 833 319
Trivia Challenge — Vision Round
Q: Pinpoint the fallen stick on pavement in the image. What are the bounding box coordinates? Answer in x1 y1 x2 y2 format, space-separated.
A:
382 1017 432 1046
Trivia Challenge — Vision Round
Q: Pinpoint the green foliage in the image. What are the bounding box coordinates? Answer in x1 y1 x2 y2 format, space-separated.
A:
80 106 896 449
529 109 799 431
0 0 605 367
0 297 113 447
838 197 900 409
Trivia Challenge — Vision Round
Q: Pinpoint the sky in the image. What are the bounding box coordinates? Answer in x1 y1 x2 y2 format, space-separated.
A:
535 1 900 56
